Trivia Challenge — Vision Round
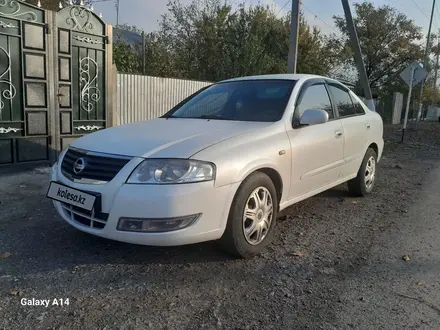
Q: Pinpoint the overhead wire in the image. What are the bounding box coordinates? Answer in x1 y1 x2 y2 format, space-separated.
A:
386 0 438 31
274 0 292 17
300 1 355 83
436 1 440 32
409 0 430 20
301 2 346 40
301 0 440 83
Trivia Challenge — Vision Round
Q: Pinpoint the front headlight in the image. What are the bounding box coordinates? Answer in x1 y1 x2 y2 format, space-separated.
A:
127 159 215 184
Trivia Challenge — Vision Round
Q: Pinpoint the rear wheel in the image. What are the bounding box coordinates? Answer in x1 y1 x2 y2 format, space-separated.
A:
219 172 278 258
348 148 377 197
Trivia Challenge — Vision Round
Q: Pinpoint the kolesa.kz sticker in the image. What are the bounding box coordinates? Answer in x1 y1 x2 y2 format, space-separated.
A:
56 187 86 205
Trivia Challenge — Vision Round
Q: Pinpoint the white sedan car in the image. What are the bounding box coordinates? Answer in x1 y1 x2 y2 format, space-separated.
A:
48 74 384 257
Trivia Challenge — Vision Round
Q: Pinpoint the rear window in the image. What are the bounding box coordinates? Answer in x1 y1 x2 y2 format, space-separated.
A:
328 84 357 117
349 92 366 114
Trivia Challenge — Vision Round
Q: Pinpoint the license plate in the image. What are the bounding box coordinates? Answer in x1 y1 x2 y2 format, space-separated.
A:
47 182 97 211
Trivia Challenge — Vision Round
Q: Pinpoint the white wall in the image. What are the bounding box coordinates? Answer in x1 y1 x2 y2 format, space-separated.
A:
426 106 440 121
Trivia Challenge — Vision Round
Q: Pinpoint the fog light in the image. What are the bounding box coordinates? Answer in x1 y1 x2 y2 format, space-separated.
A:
117 214 201 233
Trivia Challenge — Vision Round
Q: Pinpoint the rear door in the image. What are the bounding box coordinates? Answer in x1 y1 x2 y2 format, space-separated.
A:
326 82 369 178
287 80 345 199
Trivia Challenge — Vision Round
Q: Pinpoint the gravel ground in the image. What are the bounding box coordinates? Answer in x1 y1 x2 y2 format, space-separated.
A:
1 122 440 330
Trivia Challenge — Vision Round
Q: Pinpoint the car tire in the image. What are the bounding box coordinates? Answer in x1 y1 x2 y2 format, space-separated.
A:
219 172 278 258
348 148 377 197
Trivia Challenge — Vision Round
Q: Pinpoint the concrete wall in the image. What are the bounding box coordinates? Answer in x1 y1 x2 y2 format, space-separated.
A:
426 106 440 121
116 74 211 125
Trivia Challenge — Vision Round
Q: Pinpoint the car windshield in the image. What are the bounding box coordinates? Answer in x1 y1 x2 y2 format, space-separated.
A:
163 80 297 122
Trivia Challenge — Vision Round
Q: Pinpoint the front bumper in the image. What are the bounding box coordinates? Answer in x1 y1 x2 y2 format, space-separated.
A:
50 159 239 246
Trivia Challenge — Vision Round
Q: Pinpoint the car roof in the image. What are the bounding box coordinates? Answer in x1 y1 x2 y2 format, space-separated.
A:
219 74 325 83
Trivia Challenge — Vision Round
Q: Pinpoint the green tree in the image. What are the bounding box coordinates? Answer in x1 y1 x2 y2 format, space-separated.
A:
331 1 424 90
112 26 142 73
112 24 173 75
113 41 140 73
142 32 175 77
150 0 336 81
115 24 143 35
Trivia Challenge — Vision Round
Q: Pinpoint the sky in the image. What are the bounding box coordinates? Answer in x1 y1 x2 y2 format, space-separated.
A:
91 0 437 37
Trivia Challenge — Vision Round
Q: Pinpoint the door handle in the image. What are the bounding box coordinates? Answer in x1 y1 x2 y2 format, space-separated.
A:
57 89 65 105
335 131 343 138
366 123 371 130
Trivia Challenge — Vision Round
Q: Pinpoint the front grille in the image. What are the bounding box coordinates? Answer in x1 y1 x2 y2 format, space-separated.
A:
61 148 131 183
60 202 109 229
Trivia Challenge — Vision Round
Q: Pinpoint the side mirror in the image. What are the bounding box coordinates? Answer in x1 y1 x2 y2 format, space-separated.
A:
299 109 329 126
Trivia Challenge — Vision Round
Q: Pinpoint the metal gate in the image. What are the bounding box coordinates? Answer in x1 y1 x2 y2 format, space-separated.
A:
0 0 113 166
55 4 111 152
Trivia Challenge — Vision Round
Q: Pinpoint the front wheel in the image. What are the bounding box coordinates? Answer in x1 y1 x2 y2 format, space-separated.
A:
348 148 377 197
219 172 278 258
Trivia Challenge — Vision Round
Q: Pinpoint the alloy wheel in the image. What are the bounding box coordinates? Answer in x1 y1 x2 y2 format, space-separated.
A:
242 187 274 245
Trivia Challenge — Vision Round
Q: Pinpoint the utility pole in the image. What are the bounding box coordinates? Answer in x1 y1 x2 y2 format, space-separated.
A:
287 0 300 73
341 0 375 111
433 32 440 106
115 0 120 26
416 0 436 124
402 66 416 142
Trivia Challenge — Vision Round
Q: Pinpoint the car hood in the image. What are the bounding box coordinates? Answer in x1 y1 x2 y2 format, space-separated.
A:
71 118 272 158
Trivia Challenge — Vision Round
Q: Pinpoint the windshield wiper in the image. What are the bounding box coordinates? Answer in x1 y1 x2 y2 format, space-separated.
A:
161 114 231 120
199 115 230 120
161 114 176 118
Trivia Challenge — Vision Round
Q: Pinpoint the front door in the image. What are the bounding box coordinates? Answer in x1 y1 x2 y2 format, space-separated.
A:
287 82 344 199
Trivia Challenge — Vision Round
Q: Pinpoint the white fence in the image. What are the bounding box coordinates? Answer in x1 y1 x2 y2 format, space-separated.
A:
116 74 211 125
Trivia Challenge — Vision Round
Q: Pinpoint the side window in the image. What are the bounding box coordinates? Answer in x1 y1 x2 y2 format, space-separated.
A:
296 84 334 119
328 84 357 117
349 92 366 115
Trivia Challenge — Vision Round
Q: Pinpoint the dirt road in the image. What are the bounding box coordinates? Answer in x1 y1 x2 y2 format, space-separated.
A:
1 123 440 329
335 164 440 329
